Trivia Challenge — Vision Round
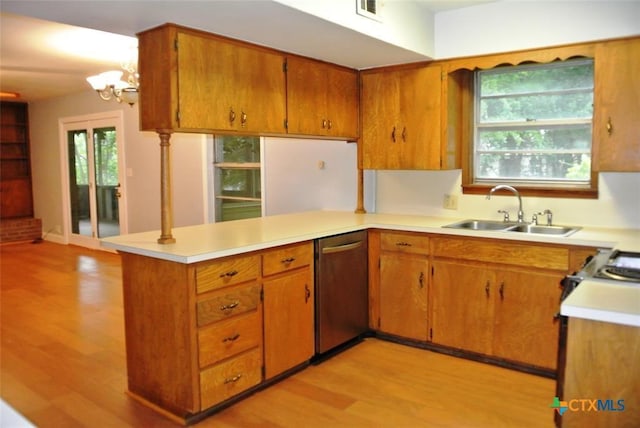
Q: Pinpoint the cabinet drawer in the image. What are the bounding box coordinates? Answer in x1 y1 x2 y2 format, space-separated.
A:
197 283 261 326
196 255 260 294
262 242 313 276
381 232 429 255
199 311 261 368
431 237 568 270
200 348 262 410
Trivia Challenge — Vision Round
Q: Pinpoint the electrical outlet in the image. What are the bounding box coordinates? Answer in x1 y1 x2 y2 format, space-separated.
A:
443 194 458 210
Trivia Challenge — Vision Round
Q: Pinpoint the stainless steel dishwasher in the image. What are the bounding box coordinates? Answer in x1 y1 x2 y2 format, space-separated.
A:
314 230 368 356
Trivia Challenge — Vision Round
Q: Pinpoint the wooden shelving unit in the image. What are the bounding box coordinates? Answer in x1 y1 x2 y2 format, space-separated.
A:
1 101 33 219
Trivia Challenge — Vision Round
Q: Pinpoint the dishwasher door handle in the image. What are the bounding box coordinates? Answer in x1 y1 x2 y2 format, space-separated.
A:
321 241 363 254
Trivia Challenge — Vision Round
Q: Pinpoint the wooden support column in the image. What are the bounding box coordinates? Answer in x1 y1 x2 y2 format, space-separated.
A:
157 131 176 244
354 139 366 214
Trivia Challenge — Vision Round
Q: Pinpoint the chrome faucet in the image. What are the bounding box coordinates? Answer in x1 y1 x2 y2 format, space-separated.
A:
487 185 525 223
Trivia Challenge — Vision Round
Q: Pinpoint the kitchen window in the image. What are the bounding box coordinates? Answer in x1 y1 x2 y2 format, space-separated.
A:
213 135 262 222
469 59 596 196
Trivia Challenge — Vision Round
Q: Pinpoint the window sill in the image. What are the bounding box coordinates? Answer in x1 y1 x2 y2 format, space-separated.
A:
462 184 598 199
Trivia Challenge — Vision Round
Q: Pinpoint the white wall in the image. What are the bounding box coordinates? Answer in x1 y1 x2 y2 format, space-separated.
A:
369 0 640 230
263 138 359 215
275 0 436 59
29 89 207 240
434 0 640 58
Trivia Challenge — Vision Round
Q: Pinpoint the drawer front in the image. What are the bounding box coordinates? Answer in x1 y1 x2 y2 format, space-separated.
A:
196 255 260 294
200 348 262 410
262 242 313 276
431 237 569 270
199 311 261 367
381 232 429 255
197 283 261 326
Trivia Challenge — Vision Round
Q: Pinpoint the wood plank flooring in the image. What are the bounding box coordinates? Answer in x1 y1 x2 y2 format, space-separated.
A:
1 241 556 427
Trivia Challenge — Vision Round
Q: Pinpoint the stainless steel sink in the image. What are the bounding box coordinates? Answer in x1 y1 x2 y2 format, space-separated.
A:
443 219 517 231
505 224 581 236
443 219 581 237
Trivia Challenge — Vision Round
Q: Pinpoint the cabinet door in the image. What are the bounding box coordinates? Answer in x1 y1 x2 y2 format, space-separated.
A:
379 253 428 341
234 45 286 134
177 31 237 131
324 65 358 138
286 56 326 136
492 269 561 369
287 57 358 138
362 65 442 170
431 260 494 355
263 267 314 379
594 38 640 171
177 32 286 133
361 70 401 169
398 65 441 170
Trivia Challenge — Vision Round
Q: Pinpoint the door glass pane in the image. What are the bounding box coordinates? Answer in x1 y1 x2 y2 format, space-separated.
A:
93 127 120 238
68 130 91 236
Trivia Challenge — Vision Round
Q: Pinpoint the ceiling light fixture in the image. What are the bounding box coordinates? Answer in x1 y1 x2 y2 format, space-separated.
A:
86 53 139 107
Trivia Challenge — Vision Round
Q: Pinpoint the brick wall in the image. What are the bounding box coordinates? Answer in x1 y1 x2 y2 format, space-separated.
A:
0 218 42 243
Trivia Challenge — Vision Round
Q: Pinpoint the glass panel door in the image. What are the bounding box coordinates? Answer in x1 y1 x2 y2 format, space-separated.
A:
66 125 121 241
93 127 120 238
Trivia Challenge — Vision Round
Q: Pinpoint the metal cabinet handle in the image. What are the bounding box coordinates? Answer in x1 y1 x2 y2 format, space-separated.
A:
606 117 613 135
391 126 396 142
419 272 425 289
219 270 238 278
229 108 236 124
281 257 296 264
223 333 240 343
322 119 328 129
220 301 239 311
499 282 505 300
402 126 407 142
305 284 311 303
224 373 242 384
396 242 411 247
485 281 490 298
240 111 247 127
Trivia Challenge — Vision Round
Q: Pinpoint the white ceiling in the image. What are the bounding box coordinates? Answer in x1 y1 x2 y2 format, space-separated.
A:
0 1 494 102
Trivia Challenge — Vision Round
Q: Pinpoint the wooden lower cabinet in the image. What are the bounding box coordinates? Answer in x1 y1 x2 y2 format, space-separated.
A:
432 260 562 368
375 231 429 341
562 318 640 428
120 241 315 422
371 232 596 373
491 268 562 369
379 253 429 341
263 242 315 379
430 236 569 370
431 260 494 355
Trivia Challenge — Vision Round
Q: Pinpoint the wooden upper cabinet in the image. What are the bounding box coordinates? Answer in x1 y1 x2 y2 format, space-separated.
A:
593 37 640 172
286 56 359 139
138 24 286 134
361 64 443 170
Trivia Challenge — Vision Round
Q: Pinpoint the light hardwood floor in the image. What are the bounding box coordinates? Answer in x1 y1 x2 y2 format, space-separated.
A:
0 241 556 427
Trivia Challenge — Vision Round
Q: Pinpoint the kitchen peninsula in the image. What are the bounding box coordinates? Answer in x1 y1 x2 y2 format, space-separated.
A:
102 210 640 424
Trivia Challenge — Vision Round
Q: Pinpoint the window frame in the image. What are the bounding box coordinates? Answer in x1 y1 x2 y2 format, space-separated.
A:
213 135 264 222
461 57 599 199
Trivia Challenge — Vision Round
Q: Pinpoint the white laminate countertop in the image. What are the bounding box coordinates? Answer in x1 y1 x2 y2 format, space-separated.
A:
100 210 640 263
561 279 640 327
101 210 640 328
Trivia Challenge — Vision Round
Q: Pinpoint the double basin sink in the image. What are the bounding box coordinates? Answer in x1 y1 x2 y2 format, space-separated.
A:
443 219 581 237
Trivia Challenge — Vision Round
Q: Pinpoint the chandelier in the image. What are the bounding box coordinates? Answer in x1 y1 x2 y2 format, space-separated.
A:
86 53 139 106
